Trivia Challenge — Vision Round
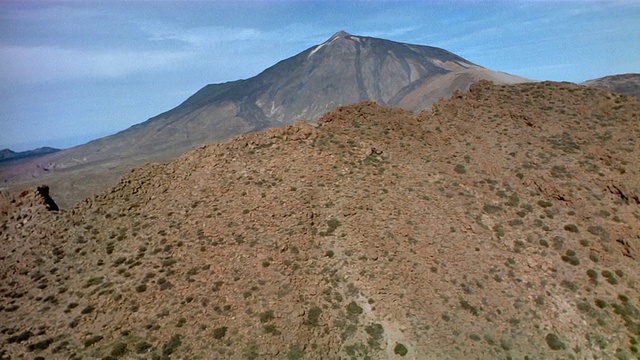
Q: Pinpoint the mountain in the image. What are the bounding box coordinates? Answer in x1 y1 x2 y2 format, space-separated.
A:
1 81 638 359
0 31 528 208
0 147 59 163
582 73 640 97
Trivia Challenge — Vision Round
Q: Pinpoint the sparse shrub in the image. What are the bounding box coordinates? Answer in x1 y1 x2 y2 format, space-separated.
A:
545 333 566 350
162 334 182 356
394 343 408 356
158 278 173 290
508 219 523 227
106 242 115 254
346 301 363 318
135 284 147 293
110 342 127 358
493 224 505 237
84 335 104 347
27 338 54 352
561 250 580 266
81 305 95 314
263 324 281 335
454 164 467 174
460 300 479 316
588 226 610 242
320 218 341 236
135 341 152 354
176 317 186 327
305 306 322 326
514 240 526 253
7 330 33 343
69 317 80 328
595 299 607 309
500 340 512 351
325 250 335 258
259 310 274 323
162 258 177 267
113 257 126 266
564 224 579 233
552 236 565 251
84 276 104 288
560 280 578 292
365 323 385 349
506 193 520 207
602 270 619 285
483 204 503 214
365 323 384 339
213 327 227 340
537 200 553 208
287 344 305 360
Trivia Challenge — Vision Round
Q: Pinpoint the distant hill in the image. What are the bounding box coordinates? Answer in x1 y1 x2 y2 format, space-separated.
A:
582 73 640 97
0 147 59 163
0 31 528 208
1 81 638 359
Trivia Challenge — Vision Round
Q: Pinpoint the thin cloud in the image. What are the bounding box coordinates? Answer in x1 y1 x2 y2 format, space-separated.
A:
0 45 192 83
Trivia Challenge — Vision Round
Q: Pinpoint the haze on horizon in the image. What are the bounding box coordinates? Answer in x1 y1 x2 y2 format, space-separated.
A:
1 0 638 152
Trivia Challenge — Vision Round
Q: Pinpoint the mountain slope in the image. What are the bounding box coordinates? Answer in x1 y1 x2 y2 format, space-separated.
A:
1 81 638 359
0 31 528 208
582 73 640 97
0 147 60 164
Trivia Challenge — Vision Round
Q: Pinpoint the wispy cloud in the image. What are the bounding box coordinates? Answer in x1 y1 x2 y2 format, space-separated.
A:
0 45 192 83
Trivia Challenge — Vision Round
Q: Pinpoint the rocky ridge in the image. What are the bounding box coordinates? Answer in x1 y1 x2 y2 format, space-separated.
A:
0 31 527 209
0 81 639 359
582 73 640 97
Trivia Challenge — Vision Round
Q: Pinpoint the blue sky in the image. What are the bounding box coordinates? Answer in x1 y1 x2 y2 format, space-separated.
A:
1 1 638 151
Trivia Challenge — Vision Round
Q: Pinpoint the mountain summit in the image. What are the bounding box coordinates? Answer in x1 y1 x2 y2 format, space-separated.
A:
1 32 528 207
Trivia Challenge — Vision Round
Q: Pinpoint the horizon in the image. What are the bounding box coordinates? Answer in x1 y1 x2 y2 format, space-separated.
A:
1 1 639 152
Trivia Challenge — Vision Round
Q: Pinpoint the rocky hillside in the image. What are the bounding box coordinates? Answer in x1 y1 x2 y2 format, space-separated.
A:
582 73 640 97
1 81 638 359
0 31 527 209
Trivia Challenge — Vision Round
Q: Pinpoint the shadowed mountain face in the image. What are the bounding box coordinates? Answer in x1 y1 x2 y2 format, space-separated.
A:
1 81 639 359
0 31 527 208
582 73 640 97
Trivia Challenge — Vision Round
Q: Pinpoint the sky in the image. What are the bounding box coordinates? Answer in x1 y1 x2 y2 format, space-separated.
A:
0 1 638 152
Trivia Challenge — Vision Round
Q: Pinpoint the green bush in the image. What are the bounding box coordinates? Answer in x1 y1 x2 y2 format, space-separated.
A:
305 306 322 326
27 338 54 352
545 333 565 350
346 301 363 318
7 330 33 343
213 327 228 340
259 310 274 323
564 224 579 233
162 334 182 356
135 341 152 353
84 335 104 347
110 342 127 358
394 343 408 356
454 164 467 174
483 204 503 214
